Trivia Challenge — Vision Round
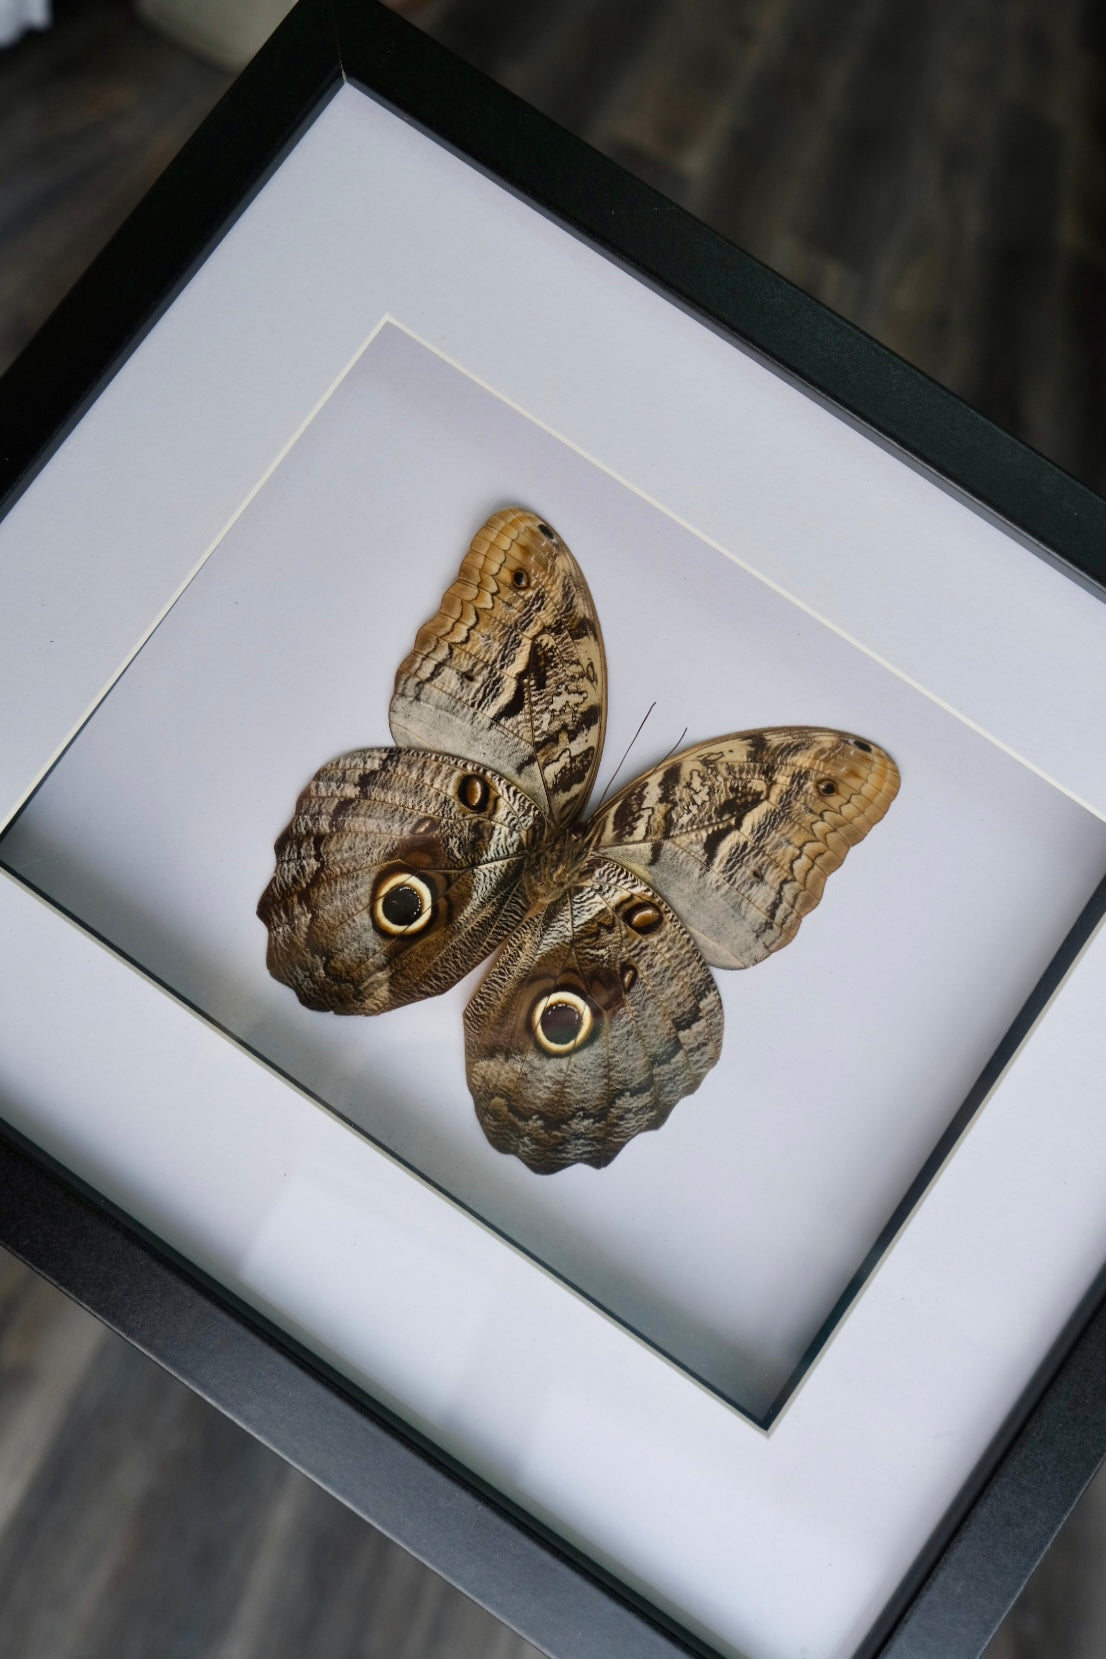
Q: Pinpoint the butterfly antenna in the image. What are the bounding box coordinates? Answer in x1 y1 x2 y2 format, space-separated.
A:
594 702 656 810
656 725 689 768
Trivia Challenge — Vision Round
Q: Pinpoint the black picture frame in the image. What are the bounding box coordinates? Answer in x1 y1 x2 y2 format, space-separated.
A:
2 4 1106 1656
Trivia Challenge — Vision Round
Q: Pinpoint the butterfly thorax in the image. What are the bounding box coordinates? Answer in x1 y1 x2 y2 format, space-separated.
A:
520 825 591 915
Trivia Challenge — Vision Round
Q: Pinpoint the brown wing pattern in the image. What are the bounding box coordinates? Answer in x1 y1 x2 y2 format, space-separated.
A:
389 509 606 827
464 854 723 1174
260 504 902 1175
258 747 544 1014
588 728 899 969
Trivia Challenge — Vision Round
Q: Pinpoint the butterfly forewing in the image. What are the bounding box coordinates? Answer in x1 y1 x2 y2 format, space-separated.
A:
388 508 606 827
588 728 900 969
464 854 723 1174
258 747 544 1014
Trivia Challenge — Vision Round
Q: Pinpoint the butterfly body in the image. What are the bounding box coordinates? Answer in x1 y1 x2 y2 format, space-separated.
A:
259 509 899 1173
517 824 588 910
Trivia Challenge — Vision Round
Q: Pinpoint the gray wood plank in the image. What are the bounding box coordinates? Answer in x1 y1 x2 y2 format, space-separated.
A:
0 1254 546 1659
0 0 230 372
0 1252 108 1537
413 0 1106 494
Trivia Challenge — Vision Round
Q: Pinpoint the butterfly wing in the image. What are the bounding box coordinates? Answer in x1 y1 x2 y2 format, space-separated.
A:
389 508 606 827
588 728 899 969
464 854 723 1173
258 747 545 1014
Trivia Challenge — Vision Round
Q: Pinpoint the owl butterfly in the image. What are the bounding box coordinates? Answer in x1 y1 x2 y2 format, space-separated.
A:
259 509 899 1174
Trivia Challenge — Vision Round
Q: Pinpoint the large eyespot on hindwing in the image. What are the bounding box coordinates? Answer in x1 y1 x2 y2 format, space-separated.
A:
529 987 597 1056
371 869 436 937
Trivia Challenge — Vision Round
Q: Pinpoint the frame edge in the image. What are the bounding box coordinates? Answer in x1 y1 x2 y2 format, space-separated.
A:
0 0 342 523
331 0 1106 594
0 1122 720 1659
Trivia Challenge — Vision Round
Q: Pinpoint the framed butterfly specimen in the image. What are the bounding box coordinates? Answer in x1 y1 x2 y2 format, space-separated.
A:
5 7 1106 1659
258 507 900 1172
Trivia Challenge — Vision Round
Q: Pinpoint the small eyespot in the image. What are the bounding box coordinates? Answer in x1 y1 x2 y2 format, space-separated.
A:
621 900 663 935
372 870 435 936
819 780 837 796
620 962 637 993
531 989 594 1055
853 739 873 753
458 774 491 812
536 521 554 538
512 568 529 589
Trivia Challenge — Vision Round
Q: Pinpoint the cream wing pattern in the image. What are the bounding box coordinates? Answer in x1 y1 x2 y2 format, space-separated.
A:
259 509 900 1174
589 730 901 969
389 508 606 827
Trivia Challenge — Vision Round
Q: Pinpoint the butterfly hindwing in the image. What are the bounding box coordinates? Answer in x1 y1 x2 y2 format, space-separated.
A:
258 747 545 1014
588 728 900 969
464 854 723 1174
389 508 606 827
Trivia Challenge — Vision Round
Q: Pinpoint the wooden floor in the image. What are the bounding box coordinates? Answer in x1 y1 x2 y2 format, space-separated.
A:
2 2 1106 1656
416 0 1106 496
0 1248 544 1659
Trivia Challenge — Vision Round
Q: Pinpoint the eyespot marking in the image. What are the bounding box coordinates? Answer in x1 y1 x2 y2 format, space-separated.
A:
531 989 595 1055
620 962 637 993
819 780 837 796
372 870 435 936
853 739 873 753
536 521 554 538
458 774 491 812
621 900 663 935
512 568 529 589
